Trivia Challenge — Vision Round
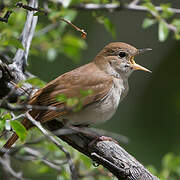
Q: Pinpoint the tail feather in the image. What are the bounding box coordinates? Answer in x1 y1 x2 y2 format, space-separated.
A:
0 133 19 157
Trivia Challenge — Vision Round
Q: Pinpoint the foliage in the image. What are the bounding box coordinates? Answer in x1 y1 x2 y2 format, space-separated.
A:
147 153 180 180
0 0 178 65
56 89 93 112
141 0 180 41
10 120 27 141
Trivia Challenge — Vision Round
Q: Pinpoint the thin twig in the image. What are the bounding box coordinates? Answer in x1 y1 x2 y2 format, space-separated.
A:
0 155 27 180
59 18 87 39
25 112 78 180
0 11 13 23
15 2 87 38
0 100 66 112
126 3 180 14
16 2 48 15
16 147 63 171
71 3 180 14
12 0 38 70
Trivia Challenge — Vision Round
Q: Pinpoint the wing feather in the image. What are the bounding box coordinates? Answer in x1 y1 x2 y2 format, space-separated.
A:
29 62 113 124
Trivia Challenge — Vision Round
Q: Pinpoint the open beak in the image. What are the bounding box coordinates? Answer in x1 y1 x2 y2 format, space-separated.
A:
130 48 152 73
132 62 152 73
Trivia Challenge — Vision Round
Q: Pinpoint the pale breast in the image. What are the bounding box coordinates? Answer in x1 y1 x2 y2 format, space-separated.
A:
62 78 128 125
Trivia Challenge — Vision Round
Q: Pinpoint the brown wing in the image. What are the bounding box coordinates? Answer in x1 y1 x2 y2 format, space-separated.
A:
0 63 113 154
29 62 113 124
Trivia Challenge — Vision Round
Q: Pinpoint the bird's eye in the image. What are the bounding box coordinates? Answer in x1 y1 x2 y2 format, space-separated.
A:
124 64 129 68
118 51 126 58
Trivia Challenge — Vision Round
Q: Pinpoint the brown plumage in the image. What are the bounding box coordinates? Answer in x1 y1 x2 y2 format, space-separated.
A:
2 62 113 154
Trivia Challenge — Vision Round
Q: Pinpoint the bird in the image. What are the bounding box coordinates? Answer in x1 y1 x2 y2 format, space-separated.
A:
0 42 151 156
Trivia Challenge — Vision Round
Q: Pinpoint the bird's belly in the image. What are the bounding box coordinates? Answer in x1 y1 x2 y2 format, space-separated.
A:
62 84 122 125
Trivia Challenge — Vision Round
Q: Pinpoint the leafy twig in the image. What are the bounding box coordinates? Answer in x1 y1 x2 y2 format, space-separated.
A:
0 155 27 180
16 2 48 15
0 11 13 23
15 2 87 38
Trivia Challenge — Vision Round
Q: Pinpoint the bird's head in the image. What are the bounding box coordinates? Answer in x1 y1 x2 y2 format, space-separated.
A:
94 42 152 78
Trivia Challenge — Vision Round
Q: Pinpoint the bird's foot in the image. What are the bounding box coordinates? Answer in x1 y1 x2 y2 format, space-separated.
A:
88 135 118 149
98 136 118 144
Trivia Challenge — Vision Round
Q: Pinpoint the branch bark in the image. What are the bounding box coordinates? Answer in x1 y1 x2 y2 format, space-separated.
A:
46 120 159 180
0 0 38 102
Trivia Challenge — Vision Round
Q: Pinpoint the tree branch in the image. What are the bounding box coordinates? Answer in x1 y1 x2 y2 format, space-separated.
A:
0 10 13 23
0 155 27 180
46 120 159 180
25 112 78 180
71 3 180 14
0 0 38 102
12 0 38 72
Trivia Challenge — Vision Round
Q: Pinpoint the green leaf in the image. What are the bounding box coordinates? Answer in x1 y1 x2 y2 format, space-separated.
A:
66 97 79 107
160 4 173 19
80 89 93 98
142 18 156 29
174 33 180 40
142 1 158 14
172 19 180 32
48 1 57 10
0 119 5 132
172 19 180 40
146 165 158 176
94 14 116 38
158 20 169 42
48 11 62 20
56 94 67 102
25 77 46 88
3 37 24 49
61 33 87 62
10 120 27 142
103 17 116 38
73 101 83 112
3 113 12 120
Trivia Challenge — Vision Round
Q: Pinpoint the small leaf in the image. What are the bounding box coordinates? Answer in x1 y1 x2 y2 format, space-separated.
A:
4 37 24 49
80 89 93 98
172 19 180 32
61 33 87 62
158 20 169 42
142 18 156 29
48 11 62 20
3 113 12 120
142 1 158 14
66 97 79 107
25 77 46 88
56 94 67 102
33 11 43 16
172 19 180 40
0 119 5 132
174 33 180 40
10 120 27 142
103 17 116 38
73 102 83 112
160 3 173 19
